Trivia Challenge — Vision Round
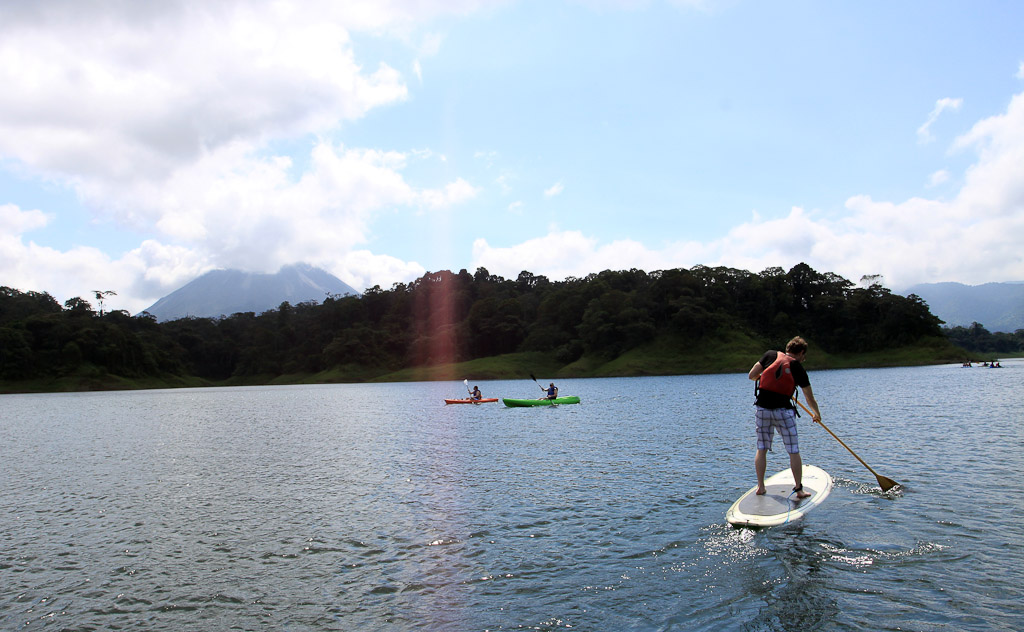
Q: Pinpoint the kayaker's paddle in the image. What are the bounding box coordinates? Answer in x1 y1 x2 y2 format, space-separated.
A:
530 373 550 401
464 378 480 404
792 397 899 492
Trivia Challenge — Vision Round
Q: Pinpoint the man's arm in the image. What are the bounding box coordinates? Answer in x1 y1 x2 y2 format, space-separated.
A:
800 385 821 422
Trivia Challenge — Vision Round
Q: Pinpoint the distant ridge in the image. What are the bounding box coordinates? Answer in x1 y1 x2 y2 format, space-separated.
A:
901 281 1024 333
139 263 360 322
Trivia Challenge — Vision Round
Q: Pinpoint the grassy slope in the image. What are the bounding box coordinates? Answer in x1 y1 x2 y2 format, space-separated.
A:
0 367 210 394
0 334 970 393
371 352 563 383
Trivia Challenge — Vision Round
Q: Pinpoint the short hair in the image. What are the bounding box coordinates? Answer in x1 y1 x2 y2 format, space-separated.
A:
786 336 808 355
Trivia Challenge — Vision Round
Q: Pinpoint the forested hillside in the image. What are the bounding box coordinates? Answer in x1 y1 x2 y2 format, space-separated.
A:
1 263 963 390
941 322 1024 354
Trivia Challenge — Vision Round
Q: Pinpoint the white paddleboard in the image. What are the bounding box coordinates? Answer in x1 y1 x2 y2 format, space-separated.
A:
726 464 833 527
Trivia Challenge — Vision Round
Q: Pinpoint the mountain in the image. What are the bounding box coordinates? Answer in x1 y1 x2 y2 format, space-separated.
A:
901 281 1024 333
139 264 360 322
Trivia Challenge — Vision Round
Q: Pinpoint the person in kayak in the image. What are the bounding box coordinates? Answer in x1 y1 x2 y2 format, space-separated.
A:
747 336 822 499
470 385 483 401
540 382 558 400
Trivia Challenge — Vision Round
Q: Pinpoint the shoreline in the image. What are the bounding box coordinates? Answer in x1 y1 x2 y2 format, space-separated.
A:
2 344 996 395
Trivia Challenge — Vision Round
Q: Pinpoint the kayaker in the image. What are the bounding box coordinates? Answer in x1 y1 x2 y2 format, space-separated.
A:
540 382 558 400
470 385 483 400
747 336 821 499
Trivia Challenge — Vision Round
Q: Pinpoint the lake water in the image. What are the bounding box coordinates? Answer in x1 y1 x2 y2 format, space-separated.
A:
2 361 1022 631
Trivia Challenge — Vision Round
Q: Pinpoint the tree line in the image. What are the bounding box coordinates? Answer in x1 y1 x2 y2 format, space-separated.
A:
1 263 958 384
941 322 1024 355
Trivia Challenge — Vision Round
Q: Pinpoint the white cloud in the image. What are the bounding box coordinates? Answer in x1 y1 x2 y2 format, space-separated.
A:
0 3 415 187
419 178 480 210
927 170 950 187
495 172 515 193
917 97 963 144
419 32 445 57
139 139 474 272
0 203 50 234
1017 61 1024 79
544 182 565 197
0 239 145 312
952 91 1024 211
332 250 426 293
472 230 697 279
474 150 499 168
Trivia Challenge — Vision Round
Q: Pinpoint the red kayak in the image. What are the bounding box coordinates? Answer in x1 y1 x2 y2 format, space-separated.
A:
444 398 499 405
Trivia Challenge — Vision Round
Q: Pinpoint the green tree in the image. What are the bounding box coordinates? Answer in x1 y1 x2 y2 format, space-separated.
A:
92 290 117 316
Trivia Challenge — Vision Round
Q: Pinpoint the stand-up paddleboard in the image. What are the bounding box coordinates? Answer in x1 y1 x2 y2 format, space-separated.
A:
726 464 833 527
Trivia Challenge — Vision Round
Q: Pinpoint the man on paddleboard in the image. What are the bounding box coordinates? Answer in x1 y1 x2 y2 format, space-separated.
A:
747 336 822 499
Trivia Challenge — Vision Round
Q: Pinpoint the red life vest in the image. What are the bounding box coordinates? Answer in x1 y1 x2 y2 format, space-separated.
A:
759 351 796 396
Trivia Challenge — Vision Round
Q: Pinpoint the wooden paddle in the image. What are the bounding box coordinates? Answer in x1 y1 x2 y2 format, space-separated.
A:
792 396 899 492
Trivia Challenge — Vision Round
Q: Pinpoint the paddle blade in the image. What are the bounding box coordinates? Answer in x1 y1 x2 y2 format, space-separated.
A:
877 475 899 492
530 373 538 382
792 396 901 494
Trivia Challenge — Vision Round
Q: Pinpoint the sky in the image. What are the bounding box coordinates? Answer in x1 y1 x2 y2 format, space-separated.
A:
2 0 1024 315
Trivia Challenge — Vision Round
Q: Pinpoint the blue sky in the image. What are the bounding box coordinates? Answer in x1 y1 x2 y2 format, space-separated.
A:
2 0 1023 314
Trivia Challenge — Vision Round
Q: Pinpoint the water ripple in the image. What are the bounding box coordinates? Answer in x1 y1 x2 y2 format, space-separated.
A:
2 370 1023 631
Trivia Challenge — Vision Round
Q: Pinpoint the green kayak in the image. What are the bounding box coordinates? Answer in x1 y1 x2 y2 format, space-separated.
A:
502 396 581 407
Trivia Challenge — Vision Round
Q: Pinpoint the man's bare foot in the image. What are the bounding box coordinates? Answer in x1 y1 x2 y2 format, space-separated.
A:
756 487 767 495
793 485 811 499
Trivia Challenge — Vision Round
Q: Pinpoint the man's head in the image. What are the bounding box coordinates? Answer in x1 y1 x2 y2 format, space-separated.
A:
786 336 808 356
